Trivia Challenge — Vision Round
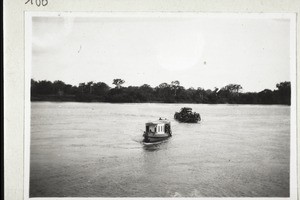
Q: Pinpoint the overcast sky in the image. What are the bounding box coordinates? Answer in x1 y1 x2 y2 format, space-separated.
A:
31 15 291 92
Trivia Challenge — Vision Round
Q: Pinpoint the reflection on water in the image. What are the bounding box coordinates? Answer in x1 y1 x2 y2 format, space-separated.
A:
142 139 171 152
30 102 290 197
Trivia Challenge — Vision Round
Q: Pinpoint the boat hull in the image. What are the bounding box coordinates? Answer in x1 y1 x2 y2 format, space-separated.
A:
143 132 171 143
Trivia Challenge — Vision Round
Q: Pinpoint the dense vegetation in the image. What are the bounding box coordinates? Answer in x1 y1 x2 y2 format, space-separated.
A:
31 79 291 105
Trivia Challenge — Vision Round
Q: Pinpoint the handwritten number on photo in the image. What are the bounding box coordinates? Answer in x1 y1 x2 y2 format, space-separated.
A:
25 0 48 6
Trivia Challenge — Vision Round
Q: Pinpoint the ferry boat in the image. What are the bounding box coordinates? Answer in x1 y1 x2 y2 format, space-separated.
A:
143 118 172 143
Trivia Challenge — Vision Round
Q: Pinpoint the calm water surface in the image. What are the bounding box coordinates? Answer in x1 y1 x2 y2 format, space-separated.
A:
30 102 290 197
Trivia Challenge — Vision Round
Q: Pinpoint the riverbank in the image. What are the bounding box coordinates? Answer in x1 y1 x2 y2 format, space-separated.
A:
31 95 290 105
31 80 291 105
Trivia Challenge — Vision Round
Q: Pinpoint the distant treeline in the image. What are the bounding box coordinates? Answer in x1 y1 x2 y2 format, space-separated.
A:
31 79 291 105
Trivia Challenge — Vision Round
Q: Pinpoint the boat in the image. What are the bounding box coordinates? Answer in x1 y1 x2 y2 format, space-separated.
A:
143 118 172 143
174 107 201 123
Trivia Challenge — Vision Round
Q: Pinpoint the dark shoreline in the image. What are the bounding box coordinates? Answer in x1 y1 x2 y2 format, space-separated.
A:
31 95 290 106
31 79 291 105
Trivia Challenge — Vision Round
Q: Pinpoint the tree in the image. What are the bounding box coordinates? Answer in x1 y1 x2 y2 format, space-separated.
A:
113 79 125 89
93 82 110 96
275 81 291 105
31 79 38 95
223 84 242 94
78 82 87 93
64 84 77 95
53 80 66 95
218 84 242 103
156 82 174 103
276 82 290 91
87 81 94 94
258 89 274 104
171 80 180 96
158 82 169 89
138 84 154 102
206 87 218 103
195 87 207 103
36 80 53 95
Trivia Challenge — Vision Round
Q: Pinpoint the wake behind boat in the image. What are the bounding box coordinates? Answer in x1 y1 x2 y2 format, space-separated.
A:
143 118 172 143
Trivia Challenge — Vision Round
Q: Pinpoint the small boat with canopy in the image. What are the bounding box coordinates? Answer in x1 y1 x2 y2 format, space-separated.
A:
143 118 172 143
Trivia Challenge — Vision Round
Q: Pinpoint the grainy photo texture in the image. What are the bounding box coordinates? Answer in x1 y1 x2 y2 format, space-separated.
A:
26 13 295 198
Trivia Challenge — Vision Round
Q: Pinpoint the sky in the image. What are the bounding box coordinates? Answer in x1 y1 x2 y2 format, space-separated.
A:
31 14 291 92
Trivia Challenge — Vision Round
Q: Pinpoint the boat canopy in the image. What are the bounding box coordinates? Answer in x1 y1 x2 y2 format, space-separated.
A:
146 119 170 126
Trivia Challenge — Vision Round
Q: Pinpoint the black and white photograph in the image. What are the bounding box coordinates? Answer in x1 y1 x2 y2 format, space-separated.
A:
25 12 297 198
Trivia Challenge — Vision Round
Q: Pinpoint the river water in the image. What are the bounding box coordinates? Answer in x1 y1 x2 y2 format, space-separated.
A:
30 102 290 197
